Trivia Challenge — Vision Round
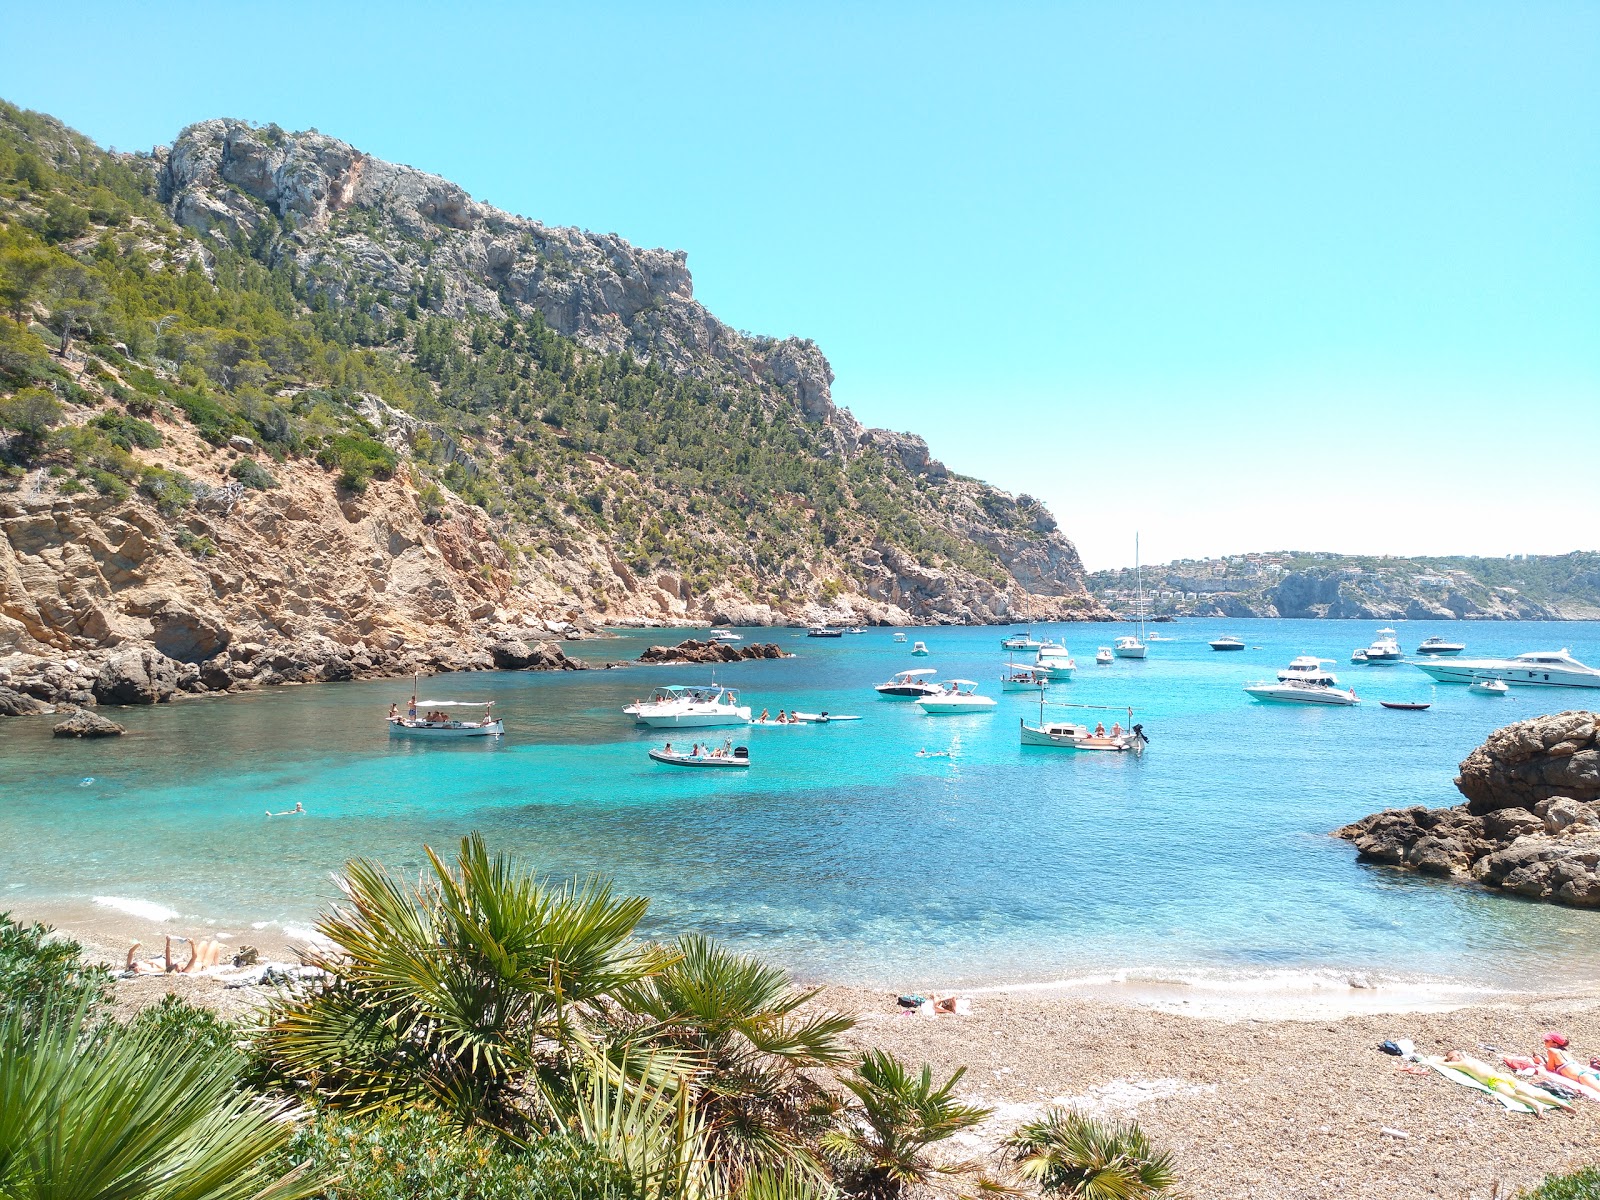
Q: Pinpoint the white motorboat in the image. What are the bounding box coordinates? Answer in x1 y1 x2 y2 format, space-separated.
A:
1350 648 1368 663
1209 635 1247 651
1364 627 1404 662
1020 698 1146 753
649 740 749 768
1469 677 1510 696
1416 636 1466 656
1033 641 1076 679
634 686 752 728
893 632 908 643
875 668 942 698
1113 635 1146 660
1411 649 1600 689
1001 666 1051 691
844 626 867 635
1001 632 1043 652
1244 659 1359 705
709 630 743 643
910 641 930 656
807 627 843 638
916 679 997 715
1095 647 1113 666
625 684 696 720
1276 655 1341 683
389 700 504 738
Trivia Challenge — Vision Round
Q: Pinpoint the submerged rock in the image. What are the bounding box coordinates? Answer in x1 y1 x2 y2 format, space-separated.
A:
52 708 127 737
1336 711 1600 908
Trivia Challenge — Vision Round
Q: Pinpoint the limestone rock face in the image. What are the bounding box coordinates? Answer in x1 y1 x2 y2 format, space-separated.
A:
1335 711 1600 908
52 708 126 737
93 647 180 705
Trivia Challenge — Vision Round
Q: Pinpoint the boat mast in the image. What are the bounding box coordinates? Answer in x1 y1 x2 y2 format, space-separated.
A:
1135 532 1146 642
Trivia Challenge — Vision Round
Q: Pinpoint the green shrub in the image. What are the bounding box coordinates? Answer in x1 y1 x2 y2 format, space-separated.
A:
230 456 278 490
90 408 163 449
0 913 112 1033
127 994 251 1087
175 529 217 557
274 1109 640 1200
139 465 196 513
1523 1168 1600 1200
318 432 396 493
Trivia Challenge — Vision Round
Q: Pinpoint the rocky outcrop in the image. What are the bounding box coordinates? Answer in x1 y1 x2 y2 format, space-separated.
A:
1335 712 1600 907
93 647 179 706
52 708 126 737
636 640 789 665
486 636 586 671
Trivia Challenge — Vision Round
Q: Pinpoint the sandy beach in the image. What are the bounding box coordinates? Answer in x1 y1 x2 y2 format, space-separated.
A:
16 898 1600 1199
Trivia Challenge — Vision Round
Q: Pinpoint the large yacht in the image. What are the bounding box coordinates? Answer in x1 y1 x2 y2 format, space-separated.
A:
1033 641 1076 679
1209 635 1247 651
916 680 998 715
1246 657 1358 705
874 668 942 698
1415 636 1466 656
633 686 753 728
1363 628 1404 662
1411 649 1600 689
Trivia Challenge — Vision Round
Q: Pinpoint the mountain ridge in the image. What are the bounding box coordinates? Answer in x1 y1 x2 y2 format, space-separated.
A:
0 101 1104 714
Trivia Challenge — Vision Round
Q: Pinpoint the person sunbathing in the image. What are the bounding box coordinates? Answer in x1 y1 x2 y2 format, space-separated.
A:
182 938 225 974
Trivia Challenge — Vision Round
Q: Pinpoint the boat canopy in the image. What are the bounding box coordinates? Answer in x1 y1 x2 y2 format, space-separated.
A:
416 700 493 707
894 668 939 679
944 679 979 688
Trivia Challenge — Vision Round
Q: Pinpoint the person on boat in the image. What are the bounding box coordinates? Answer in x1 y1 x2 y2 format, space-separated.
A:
1094 722 1107 737
408 695 418 720
388 703 399 720
266 803 305 817
776 710 787 724
758 709 770 723
1111 722 1123 738
481 705 494 727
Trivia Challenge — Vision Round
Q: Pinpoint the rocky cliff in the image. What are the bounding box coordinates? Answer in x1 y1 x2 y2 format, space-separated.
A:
0 103 1105 714
1335 712 1600 907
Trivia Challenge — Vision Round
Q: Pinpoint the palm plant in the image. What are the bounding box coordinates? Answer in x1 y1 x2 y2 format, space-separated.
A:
606 934 856 1182
1005 1109 1179 1199
821 1049 990 1199
0 1002 319 1200
260 833 662 1133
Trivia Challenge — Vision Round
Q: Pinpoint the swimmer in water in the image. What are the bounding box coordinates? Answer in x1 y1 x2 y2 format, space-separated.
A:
266 802 306 817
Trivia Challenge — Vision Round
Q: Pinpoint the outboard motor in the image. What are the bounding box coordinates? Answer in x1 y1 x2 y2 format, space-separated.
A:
733 745 749 760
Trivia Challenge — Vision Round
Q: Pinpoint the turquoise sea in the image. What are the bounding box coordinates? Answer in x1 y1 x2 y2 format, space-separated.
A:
3 618 1599 989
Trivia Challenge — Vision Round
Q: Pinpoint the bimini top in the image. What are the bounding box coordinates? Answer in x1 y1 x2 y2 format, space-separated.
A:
416 699 494 707
892 668 939 680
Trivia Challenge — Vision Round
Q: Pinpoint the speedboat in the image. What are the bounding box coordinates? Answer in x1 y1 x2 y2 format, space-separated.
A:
1001 632 1043 652
893 632 908 643
910 641 930 656
844 626 867 635
1095 647 1113 665
1350 648 1368 663
875 668 942 698
1033 641 1076 679
634 686 753 728
1411 649 1600 689
1113 635 1146 660
1416 636 1465 656
807 627 843 638
1469 677 1510 696
1246 658 1358 704
625 684 693 720
1001 666 1050 691
709 630 743 643
388 700 504 737
916 680 997 714
1209 635 1247 651
1020 699 1146 753
1364 628 1404 662
649 741 749 768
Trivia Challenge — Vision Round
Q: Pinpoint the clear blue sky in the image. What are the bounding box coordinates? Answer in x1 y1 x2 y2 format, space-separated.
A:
5 1 1596 569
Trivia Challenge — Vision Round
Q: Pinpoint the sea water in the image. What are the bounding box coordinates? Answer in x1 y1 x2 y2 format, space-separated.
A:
3 618 1599 990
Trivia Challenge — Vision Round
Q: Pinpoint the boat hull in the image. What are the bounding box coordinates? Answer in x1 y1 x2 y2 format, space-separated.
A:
1112 646 1146 659
636 708 753 728
1416 645 1464 656
1209 642 1246 651
1019 720 1145 753
917 698 998 715
388 719 504 738
1244 684 1358 706
648 749 749 767
1412 661 1600 689
875 685 940 698
1001 679 1049 692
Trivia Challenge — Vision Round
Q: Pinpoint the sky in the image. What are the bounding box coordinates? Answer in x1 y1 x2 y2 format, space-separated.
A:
3 1 1597 570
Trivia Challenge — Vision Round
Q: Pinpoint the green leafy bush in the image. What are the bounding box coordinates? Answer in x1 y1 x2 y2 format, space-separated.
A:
1523 1168 1600 1200
1006 1109 1179 1199
139 464 196 513
90 408 163 449
318 432 396 492
0 912 112 1033
231 456 278 490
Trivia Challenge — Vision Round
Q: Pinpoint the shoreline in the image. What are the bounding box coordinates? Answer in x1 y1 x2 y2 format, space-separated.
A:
16 899 1600 1198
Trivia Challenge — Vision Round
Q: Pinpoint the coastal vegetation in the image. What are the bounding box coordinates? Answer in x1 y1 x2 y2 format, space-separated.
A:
8 831 1180 1200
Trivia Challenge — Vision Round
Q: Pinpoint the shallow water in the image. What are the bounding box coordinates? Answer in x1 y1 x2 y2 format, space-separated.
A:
3 618 1598 989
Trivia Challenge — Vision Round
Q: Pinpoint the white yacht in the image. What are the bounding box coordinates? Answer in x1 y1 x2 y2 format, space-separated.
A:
1113 533 1149 658
1416 636 1466 656
1001 631 1043 652
1001 666 1050 692
1246 657 1358 705
1209 635 1247 651
624 684 694 720
709 630 743 644
1350 648 1368 663
1412 649 1600 689
1033 641 1076 679
1113 635 1146 660
916 680 997 715
874 668 942 698
1095 647 1114 665
1364 628 1404 662
633 686 753 728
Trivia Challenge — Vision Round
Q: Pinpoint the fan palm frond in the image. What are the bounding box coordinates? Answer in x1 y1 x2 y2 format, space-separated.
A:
1005 1108 1180 1199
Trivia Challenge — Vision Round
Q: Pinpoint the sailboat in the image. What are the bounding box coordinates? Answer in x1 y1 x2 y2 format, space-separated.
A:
1113 533 1148 659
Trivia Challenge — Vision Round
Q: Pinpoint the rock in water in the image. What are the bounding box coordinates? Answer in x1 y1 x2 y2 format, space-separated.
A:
636 640 789 665
1336 711 1600 908
52 708 127 737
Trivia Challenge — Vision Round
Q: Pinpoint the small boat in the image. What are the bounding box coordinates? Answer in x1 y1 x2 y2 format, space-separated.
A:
1001 666 1050 692
910 641 930 656
1020 698 1146 754
649 741 750 768
1001 632 1043 652
389 699 504 738
1469 677 1510 696
1412 649 1600 689
1416 636 1465 656
1033 641 1076 679
709 630 743 644
1209 635 1247 651
1095 647 1113 666
634 686 753 728
1380 701 1432 711
1146 633 1175 642
844 626 867 635
1113 534 1150 659
790 711 862 722
1112 635 1146 660
892 632 908 643
807 627 843 638
916 679 998 715
1350 648 1368 663
1364 627 1404 663
875 668 942 698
